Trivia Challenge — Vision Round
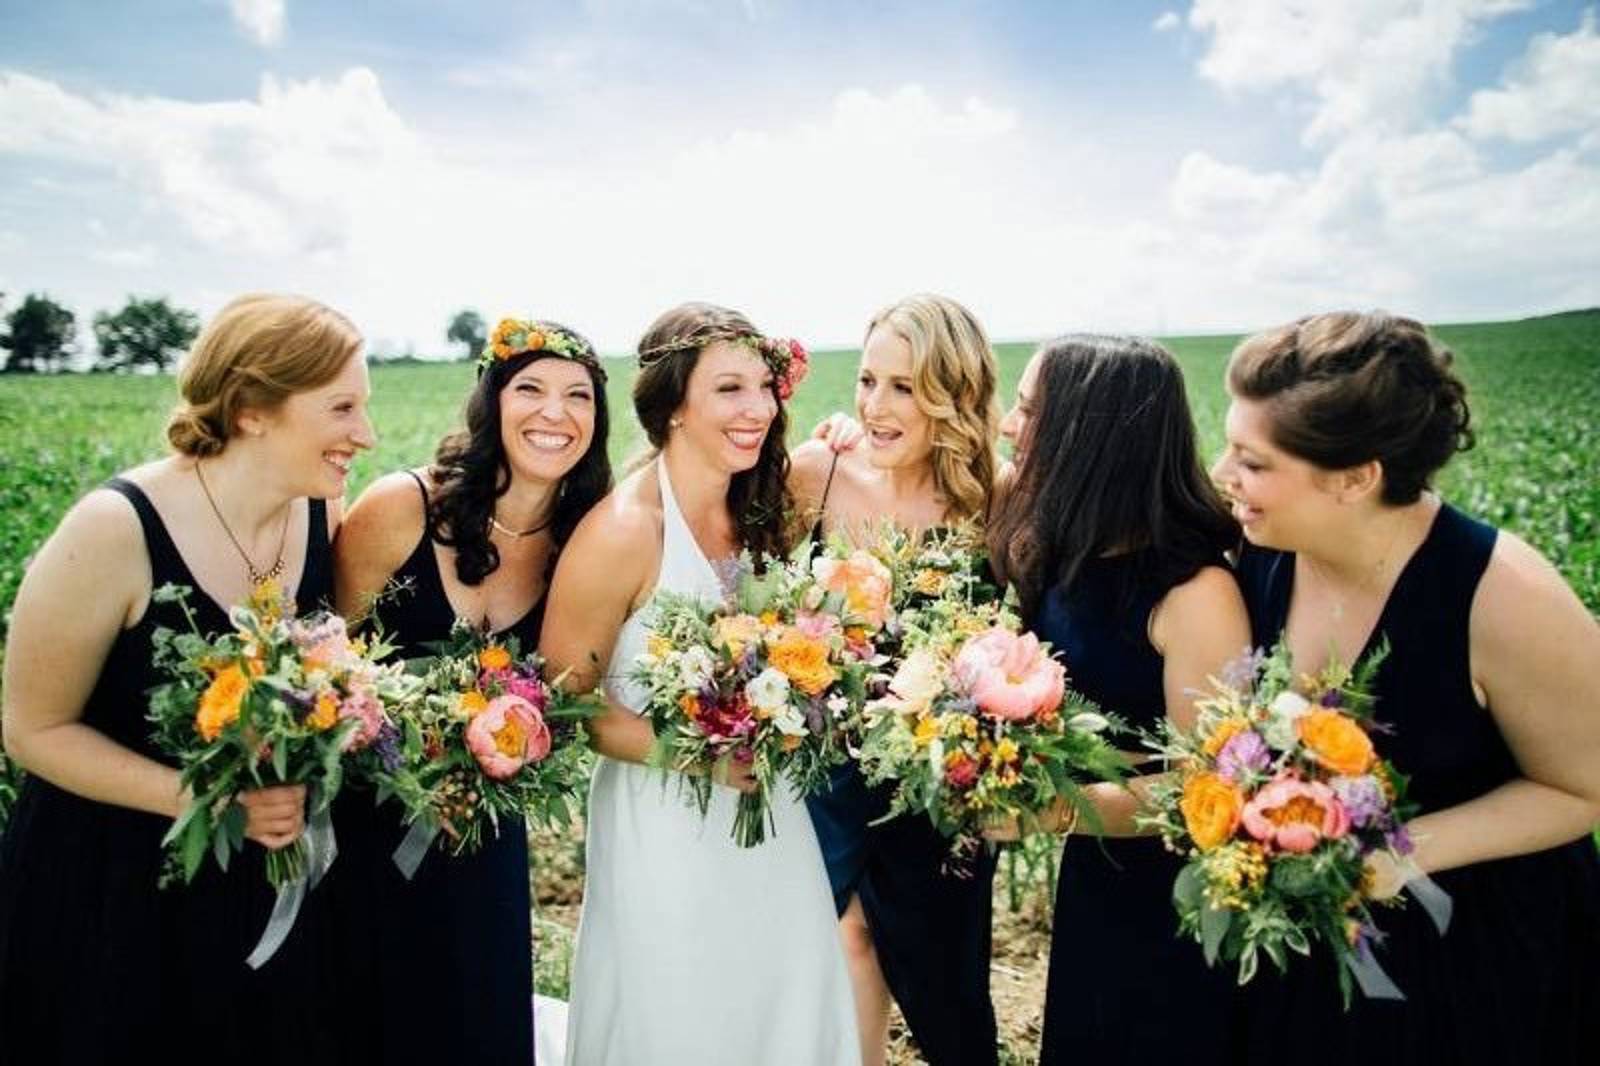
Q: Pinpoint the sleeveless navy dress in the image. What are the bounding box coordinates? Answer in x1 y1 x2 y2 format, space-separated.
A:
325 471 541 1066
1031 550 1242 1065
0 478 343 1066
803 462 1000 1066
1235 502 1600 1065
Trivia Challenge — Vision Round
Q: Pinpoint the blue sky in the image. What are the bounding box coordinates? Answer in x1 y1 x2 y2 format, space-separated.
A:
2 0 1596 355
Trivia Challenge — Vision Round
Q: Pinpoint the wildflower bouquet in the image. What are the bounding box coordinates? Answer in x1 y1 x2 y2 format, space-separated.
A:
378 623 599 874
856 611 1127 858
631 550 882 846
148 581 416 967
148 581 412 890
1140 642 1448 1003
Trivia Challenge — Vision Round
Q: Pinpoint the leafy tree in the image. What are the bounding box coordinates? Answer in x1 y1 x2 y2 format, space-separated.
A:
0 293 76 373
93 296 202 372
447 308 487 362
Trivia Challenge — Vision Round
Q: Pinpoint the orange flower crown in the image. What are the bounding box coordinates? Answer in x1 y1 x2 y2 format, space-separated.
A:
479 316 597 372
638 329 810 400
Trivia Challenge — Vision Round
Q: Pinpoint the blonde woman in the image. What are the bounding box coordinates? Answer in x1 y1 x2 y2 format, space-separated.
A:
790 293 1001 1066
0 295 374 1064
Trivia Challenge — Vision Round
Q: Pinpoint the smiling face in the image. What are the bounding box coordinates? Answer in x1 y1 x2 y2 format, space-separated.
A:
497 356 597 487
1211 395 1344 550
999 350 1042 467
670 339 778 473
254 352 375 499
855 324 934 471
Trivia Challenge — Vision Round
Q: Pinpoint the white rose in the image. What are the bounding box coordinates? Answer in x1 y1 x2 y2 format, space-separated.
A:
744 667 791 715
678 646 716 690
773 705 808 737
890 649 946 715
1262 690 1312 751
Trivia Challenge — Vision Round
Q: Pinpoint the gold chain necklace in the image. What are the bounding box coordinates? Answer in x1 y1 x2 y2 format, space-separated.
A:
1303 509 1413 622
488 511 553 538
196 460 290 586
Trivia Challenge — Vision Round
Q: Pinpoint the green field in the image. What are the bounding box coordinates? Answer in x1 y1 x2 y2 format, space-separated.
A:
3 311 1596 640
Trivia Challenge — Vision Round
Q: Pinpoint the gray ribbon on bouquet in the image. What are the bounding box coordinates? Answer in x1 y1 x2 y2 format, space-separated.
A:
392 817 442 880
1345 863 1453 1000
245 805 338 970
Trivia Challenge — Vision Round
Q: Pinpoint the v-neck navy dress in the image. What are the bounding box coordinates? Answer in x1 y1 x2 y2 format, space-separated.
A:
1234 502 1600 1064
325 471 542 1065
0 478 343 1065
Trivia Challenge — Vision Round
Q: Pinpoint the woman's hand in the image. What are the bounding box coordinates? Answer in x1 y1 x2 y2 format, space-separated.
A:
238 783 307 850
707 753 759 795
811 412 864 453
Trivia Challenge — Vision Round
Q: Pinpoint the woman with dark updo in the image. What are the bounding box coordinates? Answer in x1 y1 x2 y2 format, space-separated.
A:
1212 311 1600 1065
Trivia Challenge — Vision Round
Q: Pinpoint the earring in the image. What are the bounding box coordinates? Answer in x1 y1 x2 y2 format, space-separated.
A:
669 418 683 429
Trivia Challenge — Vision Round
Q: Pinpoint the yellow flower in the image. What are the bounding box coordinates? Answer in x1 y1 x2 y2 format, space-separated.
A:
913 569 948 597
1202 716 1250 757
767 627 837 696
458 690 489 718
960 714 979 740
712 614 764 660
306 691 339 731
478 645 512 671
647 634 673 660
913 715 940 747
993 737 1020 765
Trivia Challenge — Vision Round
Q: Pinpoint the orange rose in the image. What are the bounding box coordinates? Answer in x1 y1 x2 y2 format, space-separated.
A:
1202 716 1249 757
458 690 489 718
478 646 512 671
767 628 837 696
1180 771 1244 852
196 663 253 740
1297 709 1375 776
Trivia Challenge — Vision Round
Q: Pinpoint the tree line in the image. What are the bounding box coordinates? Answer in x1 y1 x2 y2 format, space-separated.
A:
0 293 496 373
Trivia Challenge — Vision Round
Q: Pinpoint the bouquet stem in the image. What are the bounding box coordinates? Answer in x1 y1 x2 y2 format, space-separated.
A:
732 791 770 848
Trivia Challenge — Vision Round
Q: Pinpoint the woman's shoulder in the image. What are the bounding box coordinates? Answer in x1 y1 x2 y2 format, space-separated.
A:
339 470 428 548
569 467 663 556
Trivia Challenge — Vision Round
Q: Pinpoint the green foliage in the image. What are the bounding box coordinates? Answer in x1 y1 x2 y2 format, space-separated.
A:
1 292 76 373
92 296 201 372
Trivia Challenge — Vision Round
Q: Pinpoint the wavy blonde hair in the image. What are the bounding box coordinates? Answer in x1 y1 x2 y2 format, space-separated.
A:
864 294 1000 520
166 293 363 457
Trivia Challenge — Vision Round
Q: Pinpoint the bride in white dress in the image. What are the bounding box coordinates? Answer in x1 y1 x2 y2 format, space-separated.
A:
540 303 860 1066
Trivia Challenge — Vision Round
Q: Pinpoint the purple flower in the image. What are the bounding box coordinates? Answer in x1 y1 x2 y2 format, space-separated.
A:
1218 647 1267 692
1216 730 1271 781
1331 774 1388 829
1319 690 1344 708
1386 824 1414 855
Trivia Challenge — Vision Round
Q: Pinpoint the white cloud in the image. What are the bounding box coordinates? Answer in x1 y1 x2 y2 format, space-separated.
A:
1458 10 1600 145
1188 0 1530 146
231 0 285 47
1166 1 1599 323
1153 11 1181 33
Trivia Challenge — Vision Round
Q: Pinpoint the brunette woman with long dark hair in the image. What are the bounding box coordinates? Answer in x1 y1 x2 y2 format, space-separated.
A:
542 302 859 1065
985 334 1251 1065
329 318 612 1065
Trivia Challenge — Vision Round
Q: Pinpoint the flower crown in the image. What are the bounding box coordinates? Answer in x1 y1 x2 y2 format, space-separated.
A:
479 316 594 372
637 330 810 400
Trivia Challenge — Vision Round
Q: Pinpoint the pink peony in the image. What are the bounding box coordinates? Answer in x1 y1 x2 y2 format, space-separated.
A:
337 687 386 752
951 628 1065 722
1240 774 1351 853
793 610 842 641
465 694 551 780
503 673 548 712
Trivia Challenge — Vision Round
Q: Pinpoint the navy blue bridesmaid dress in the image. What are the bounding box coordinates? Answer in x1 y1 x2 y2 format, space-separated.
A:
1234 502 1600 1064
1030 549 1243 1065
0 479 343 1066
324 471 541 1066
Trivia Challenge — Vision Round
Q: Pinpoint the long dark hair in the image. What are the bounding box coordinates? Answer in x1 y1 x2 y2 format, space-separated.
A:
988 334 1237 624
428 324 612 584
633 302 791 563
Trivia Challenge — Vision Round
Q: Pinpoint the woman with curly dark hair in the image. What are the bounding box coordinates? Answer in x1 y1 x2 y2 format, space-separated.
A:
329 316 612 1065
542 302 860 1065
